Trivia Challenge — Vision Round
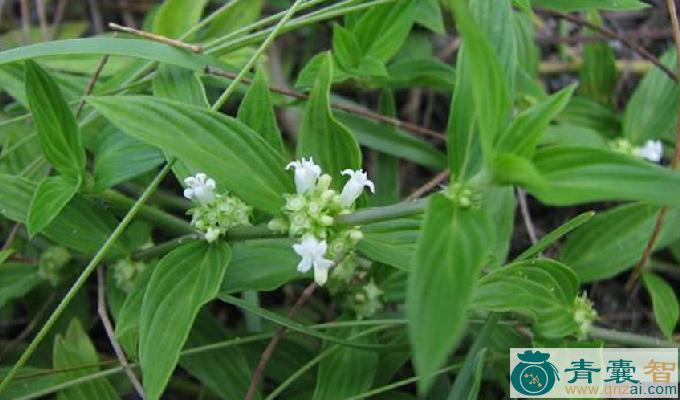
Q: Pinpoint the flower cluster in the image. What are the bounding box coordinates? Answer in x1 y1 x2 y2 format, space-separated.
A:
38 246 71 286
112 258 147 292
573 291 598 340
328 256 385 319
272 158 374 286
610 139 663 163
183 173 252 242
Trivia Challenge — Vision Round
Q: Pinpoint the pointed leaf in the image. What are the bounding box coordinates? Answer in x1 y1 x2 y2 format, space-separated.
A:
53 319 120 400
27 175 79 236
153 0 208 38
139 241 231 400
407 194 491 392
642 273 679 340
297 52 361 187
25 60 85 179
237 69 284 152
87 96 292 214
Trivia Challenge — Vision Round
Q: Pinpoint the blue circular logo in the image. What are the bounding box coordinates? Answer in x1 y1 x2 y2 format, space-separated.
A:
511 351 559 396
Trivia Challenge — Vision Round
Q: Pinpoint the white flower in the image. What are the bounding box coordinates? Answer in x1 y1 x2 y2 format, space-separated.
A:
183 173 216 204
204 227 221 242
286 158 322 194
340 169 375 207
636 140 663 163
292 235 334 286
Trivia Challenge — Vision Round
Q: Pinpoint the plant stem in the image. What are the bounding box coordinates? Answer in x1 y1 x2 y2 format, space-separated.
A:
591 327 680 348
100 189 192 236
0 161 174 395
210 0 307 111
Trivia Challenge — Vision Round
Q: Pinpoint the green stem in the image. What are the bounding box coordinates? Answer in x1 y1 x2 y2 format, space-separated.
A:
335 197 428 226
100 189 192 236
131 233 200 260
591 327 680 348
211 0 307 111
202 0 344 49
0 161 174 395
206 0 398 55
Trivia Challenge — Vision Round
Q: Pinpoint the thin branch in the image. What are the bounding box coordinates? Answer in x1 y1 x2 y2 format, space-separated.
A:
539 8 677 82
108 22 203 53
19 0 30 44
97 267 147 399
1 223 21 251
205 66 446 141
517 189 538 245
625 0 680 292
245 282 318 400
75 47 113 118
406 169 450 201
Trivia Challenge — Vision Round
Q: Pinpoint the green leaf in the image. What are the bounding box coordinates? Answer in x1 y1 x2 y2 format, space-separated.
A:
474 259 580 338
336 111 446 170
139 241 231 400
152 64 208 108
153 0 208 38
114 265 154 357
579 11 618 106
407 194 491 392
312 328 379 400
623 49 678 143
0 263 41 310
532 0 649 11
196 0 263 40
561 203 680 281
378 58 455 90
332 24 362 71
496 84 575 158
27 176 80 237
642 273 679 340
447 316 497 400
414 0 445 34
297 52 361 187
525 146 680 206
237 68 284 152
180 311 253 400
0 174 130 257
87 95 292 214
351 0 416 62
357 218 420 271
0 38 217 71
220 294 398 350
24 60 85 179
52 319 120 400
515 211 596 261
449 0 512 164
93 132 164 191
0 250 12 266
557 95 621 137
221 238 300 293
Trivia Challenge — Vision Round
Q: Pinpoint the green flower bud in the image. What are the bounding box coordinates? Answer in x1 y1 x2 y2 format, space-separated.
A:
39 246 71 286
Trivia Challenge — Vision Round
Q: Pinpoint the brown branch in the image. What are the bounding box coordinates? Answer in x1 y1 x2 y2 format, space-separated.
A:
96 267 147 399
205 65 446 141
35 0 49 41
625 0 680 292
244 282 318 400
539 9 677 82
517 189 538 245
48 0 69 41
406 169 450 201
108 22 203 53
75 47 113 118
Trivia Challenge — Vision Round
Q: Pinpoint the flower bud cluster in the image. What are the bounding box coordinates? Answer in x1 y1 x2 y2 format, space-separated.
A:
327 258 384 319
275 158 374 286
183 173 252 242
573 291 598 340
112 258 147 292
446 182 480 209
38 246 71 286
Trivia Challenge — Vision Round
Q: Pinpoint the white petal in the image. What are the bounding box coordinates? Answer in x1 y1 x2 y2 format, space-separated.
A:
297 256 312 273
314 267 329 286
183 188 194 199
